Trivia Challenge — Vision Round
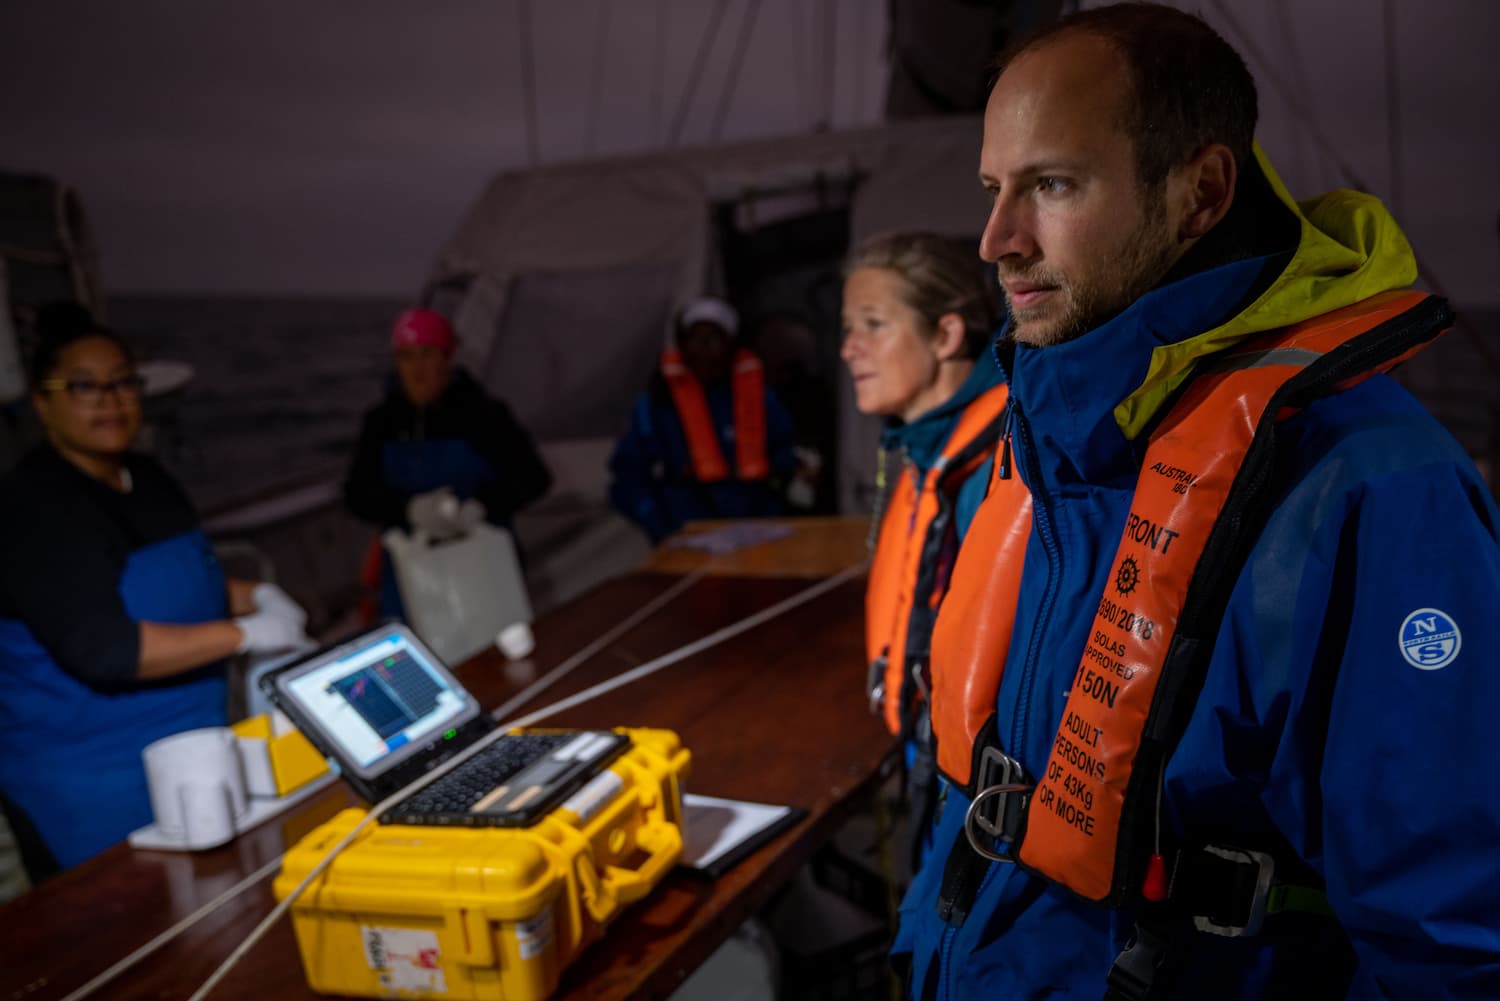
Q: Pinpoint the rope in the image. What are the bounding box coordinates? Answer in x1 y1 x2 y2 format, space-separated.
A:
708 0 765 143
62 569 705 1000
57 857 284 1001
501 562 865 730
1209 0 1500 379
585 0 614 156
517 0 540 164
489 566 707 722
668 0 732 146
649 0 669 143
1381 0 1404 218
184 562 865 999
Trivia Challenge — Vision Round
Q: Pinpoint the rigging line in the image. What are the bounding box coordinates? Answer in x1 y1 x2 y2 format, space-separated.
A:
186 561 865 1001
1269 0 1319 191
1209 1 1371 194
820 0 836 130
500 561 867 730
649 0 669 145
67 571 708 1001
1382 0 1404 218
850 0 864 124
517 0 541 164
667 0 734 146
58 857 285 1001
1210 0 1500 378
789 0 811 132
585 0 614 156
490 566 708 722
709 0 766 142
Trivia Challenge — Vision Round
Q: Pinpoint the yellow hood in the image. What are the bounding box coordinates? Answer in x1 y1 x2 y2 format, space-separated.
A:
1115 144 1419 440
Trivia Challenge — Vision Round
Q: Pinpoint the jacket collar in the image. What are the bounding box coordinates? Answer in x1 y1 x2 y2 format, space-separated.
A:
998 140 1428 493
880 349 1005 470
1003 251 1285 490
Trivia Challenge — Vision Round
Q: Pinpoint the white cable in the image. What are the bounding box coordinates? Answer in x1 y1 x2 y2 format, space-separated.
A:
186 561 865 1000
490 566 707 723
500 562 866 730
186 710 533 1001
58 856 284 1001
66 571 708 1001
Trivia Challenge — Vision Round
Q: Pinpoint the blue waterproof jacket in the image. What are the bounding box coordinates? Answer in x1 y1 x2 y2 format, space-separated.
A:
608 374 798 542
894 153 1500 999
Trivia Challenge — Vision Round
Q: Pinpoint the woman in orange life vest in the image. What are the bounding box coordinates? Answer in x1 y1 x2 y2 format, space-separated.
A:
843 232 1008 862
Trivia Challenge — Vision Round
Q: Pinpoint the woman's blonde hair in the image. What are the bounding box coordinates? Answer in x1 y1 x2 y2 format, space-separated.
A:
845 231 999 359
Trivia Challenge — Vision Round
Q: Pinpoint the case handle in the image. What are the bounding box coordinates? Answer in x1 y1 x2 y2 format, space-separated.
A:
598 823 682 906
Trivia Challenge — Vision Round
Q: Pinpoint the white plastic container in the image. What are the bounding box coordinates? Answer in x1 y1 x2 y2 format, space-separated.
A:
383 521 533 667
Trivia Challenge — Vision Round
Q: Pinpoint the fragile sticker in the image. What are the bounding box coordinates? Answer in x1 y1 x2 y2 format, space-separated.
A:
362 925 447 994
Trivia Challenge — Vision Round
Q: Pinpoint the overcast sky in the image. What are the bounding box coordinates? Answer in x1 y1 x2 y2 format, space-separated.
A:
3 0 1496 305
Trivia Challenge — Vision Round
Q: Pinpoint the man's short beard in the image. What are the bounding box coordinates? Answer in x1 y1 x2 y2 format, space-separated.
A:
1005 185 1180 347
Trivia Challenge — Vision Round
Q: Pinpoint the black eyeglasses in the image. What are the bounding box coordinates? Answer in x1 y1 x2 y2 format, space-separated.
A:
40 374 147 405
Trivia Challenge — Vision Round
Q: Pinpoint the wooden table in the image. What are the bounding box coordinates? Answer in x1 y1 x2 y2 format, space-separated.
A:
0 523 894 1001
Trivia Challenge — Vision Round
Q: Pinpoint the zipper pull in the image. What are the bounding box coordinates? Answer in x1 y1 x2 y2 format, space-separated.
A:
997 404 1014 480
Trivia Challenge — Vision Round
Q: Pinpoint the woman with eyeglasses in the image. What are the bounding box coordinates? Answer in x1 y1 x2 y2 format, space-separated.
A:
0 314 310 878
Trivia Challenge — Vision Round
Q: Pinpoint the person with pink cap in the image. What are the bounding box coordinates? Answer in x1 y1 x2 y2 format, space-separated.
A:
344 308 550 616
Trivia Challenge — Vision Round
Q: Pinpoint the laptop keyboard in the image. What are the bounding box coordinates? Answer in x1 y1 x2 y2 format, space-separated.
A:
385 732 572 824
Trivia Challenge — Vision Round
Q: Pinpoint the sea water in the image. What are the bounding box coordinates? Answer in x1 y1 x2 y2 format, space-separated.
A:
114 296 403 513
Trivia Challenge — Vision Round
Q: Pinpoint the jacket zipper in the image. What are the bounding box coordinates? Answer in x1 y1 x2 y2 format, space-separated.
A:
937 396 1058 1001
1007 395 1061 757
996 402 1015 480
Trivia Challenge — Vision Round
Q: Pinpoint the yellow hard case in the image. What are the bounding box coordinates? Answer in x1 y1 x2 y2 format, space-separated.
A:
274 727 690 1000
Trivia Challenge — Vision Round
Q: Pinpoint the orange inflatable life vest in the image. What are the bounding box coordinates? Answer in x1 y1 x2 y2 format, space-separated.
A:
660 348 769 483
928 441 1032 790
865 382 1010 737
933 291 1451 907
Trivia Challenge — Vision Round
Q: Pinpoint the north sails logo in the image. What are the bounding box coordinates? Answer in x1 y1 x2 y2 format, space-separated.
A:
1398 607 1462 670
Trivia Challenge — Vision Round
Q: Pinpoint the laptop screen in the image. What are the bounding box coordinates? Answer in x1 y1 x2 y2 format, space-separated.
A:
268 624 484 786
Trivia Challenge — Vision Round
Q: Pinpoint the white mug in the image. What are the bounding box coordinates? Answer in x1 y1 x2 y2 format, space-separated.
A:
142 727 248 849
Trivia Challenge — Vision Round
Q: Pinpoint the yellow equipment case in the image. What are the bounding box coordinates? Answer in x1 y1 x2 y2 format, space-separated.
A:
274 727 691 1000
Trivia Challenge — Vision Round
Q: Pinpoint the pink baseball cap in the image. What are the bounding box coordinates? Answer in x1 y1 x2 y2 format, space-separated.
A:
391 308 456 352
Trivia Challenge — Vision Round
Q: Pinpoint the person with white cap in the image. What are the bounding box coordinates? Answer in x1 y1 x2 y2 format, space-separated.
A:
345 307 551 616
608 297 798 543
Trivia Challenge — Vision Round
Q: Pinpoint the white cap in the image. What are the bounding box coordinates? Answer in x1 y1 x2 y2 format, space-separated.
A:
496 622 535 660
679 297 739 337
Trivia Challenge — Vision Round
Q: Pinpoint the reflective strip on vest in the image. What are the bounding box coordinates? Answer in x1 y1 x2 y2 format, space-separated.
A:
866 383 1010 736
661 348 769 483
1016 289 1448 904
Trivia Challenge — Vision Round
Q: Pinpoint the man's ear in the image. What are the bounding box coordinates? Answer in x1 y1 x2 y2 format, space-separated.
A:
934 313 968 361
1175 143 1237 240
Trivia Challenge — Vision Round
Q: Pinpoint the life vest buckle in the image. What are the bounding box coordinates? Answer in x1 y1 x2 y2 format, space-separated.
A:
961 747 1032 862
866 656 887 715
1183 844 1275 937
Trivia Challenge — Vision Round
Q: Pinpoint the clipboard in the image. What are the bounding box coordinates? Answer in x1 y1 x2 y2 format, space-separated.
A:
676 793 808 879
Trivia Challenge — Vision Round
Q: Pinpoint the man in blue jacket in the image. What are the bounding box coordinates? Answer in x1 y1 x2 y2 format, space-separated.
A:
896 5 1500 999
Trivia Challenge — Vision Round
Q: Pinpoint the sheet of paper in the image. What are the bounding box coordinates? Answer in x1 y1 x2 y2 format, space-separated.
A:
679 793 800 874
665 522 795 556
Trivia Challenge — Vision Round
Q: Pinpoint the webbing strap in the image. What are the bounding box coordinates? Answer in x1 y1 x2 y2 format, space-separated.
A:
1266 883 1333 918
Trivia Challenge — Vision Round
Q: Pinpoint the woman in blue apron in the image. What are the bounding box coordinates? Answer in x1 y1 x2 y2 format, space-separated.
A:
0 317 309 878
344 308 552 617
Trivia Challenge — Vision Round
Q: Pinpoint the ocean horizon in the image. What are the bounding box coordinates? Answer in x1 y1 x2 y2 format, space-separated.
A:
113 295 404 514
